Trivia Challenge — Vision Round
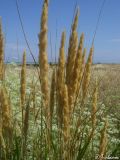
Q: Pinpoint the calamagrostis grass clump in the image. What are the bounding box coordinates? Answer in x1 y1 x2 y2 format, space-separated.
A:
0 0 111 159
0 18 4 81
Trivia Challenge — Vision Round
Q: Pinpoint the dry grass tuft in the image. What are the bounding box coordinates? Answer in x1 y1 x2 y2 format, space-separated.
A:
0 0 117 159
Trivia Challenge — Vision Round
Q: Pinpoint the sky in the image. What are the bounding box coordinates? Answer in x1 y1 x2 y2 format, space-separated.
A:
0 0 120 63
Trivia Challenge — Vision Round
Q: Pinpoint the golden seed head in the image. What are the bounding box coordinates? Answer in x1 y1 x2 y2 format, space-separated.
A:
38 0 50 132
45 0 49 6
1 87 12 139
82 46 94 99
61 31 66 48
99 119 108 157
82 48 86 66
58 31 66 87
74 33 84 77
20 51 26 107
39 0 49 95
57 32 66 128
79 33 84 50
66 9 79 85
72 9 79 32
66 30 78 113
67 31 78 84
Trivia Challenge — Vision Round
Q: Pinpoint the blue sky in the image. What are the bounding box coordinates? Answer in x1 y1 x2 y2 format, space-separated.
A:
0 0 120 63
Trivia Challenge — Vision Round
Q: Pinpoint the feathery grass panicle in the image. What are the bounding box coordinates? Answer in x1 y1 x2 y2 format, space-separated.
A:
56 33 66 159
76 38 85 84
73 33 84 93
99 120 108 159
57 32 66 125
76 47 86 100
82 47 93 100
82 48 86 68
20 51 26 156
1 87 12 143
65 10 79 114
67 32 78 84
75 33 84 80
1 87 11 127
58 31 66 88
0 18 4 81
67 32 78 113
38 0 50 123
45 0 49 6
70 33 84 108
72 8 79 32
38 0 51 153
67 33 84 115
66 9 79 84
20 51 26 108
